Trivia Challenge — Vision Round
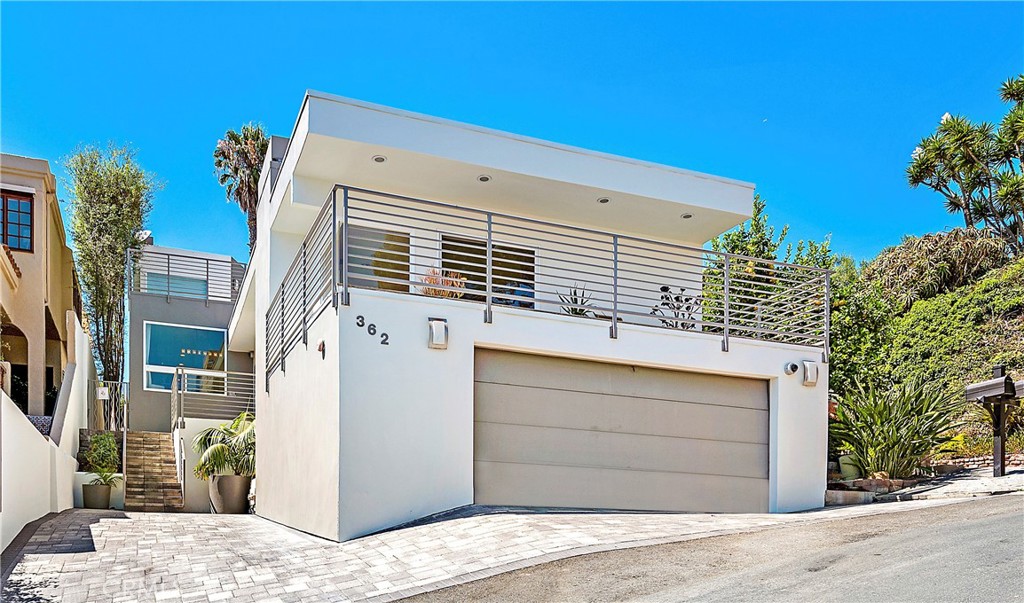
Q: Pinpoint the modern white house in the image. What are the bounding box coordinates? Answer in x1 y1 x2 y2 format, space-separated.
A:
226 91 831 542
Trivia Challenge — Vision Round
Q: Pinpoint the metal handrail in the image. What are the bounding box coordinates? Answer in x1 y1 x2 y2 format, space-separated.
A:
172 366 256 423
264 184 831 387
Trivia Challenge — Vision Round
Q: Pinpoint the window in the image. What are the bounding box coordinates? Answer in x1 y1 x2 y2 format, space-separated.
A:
145 272 209 299
441 236 535 308
143 323 226 391
1 192 32 251
348 226 411 292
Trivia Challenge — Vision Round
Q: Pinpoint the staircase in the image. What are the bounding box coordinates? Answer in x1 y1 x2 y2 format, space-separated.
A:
124 431 184 512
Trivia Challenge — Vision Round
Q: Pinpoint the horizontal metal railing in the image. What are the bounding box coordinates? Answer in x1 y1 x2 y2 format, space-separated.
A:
265 185 830 386
128 248 246 303
171 367 256 424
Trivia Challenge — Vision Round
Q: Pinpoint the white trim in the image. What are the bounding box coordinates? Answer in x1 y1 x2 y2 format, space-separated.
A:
304 90 756 191
0 183 36 194
142 321 228 393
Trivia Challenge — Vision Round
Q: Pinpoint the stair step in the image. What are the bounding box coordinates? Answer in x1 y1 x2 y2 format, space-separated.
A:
122 430 186 512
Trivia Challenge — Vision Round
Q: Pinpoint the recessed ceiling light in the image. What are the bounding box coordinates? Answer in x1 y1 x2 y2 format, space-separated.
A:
681 213 694 220
372 155 387 163
478 175 492 183
597 197 610 204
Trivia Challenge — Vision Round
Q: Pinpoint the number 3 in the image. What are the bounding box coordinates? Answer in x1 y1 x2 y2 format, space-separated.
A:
355 315 365 327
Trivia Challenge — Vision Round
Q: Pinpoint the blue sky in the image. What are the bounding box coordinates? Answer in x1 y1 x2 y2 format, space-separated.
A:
2 2 1022 262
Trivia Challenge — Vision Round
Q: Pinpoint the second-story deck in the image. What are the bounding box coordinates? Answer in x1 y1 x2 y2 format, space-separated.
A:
265 185 831 385
128 247 247 304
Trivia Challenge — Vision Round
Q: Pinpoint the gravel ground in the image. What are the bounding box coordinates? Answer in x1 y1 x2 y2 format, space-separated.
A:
403 494 1024 603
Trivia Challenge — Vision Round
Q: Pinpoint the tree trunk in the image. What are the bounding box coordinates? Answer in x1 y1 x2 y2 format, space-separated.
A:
247 209 257 253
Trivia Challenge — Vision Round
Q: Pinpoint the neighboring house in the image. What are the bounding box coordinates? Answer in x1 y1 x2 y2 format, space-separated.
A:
126 242 252 432
0 154 97 551
0 154 85 420
227 91 831 542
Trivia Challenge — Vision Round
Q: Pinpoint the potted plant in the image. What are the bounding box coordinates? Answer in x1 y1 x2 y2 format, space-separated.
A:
82 432 122 509
193 411 255 514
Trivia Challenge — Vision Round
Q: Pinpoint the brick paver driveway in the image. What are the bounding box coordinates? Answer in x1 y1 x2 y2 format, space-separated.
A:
2 498 968 602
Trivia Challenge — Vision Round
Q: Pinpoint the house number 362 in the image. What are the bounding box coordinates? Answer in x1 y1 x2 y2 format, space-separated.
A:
355 316 389 345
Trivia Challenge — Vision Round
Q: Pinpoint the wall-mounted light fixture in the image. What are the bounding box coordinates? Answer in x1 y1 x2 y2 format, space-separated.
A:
680 213 694 220
597 197 610 204
427 317 448 349
802 361 819 386
477 174 492 183
372 155 387 163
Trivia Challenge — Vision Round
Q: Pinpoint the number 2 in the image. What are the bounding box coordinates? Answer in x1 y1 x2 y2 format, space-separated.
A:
380 333 390 345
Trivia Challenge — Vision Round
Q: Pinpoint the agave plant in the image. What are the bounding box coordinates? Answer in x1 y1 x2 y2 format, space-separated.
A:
830 377 965 478
559 283 593 317
192 412 256 480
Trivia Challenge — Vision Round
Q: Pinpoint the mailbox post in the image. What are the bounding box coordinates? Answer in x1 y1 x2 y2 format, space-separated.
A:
965 366 1020 478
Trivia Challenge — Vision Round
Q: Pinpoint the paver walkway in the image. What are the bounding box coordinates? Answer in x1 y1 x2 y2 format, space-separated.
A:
1 497 987 603
879 467 1024 501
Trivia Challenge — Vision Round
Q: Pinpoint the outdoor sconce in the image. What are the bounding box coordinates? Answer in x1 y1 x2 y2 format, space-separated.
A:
427 317 448 349
802 361 819 387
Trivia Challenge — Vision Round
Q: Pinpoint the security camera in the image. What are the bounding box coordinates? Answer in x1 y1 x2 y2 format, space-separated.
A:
784 362 800 375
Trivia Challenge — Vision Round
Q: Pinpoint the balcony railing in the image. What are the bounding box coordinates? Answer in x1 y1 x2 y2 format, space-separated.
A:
265 185 831 386
128 248 246 303
170 367 256 427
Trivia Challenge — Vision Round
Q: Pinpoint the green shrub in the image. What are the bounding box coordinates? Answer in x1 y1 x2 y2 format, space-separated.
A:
863 228 1010 312
830 377 965 478
85 432 120 473
887 259 1024 398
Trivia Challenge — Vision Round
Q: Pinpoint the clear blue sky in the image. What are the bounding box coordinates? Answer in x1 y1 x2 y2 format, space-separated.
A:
2 2 1022 262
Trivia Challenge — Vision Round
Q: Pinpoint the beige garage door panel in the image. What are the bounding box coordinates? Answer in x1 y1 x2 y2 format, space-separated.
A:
473 350 769 513
475 381 768 445
474 461 769 513
475 422 768 479
475 349 767 411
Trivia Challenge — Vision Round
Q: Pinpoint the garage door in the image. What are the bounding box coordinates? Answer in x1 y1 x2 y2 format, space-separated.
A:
474 349 769 513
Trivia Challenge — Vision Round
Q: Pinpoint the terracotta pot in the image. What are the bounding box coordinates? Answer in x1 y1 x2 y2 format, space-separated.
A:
82 484 111 509
209 475 252 514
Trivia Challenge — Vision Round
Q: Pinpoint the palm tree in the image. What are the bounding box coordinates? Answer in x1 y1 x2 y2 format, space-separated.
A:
214 123 268 252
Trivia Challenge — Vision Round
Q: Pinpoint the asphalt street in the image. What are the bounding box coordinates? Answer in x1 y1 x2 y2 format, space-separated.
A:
403 494 1024 603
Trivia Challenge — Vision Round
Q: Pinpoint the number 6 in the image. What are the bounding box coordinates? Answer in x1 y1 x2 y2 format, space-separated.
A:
368 324 377 336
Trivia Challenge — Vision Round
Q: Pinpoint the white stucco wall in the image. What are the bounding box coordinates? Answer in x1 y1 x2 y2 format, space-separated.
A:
257 309 341 541
331 288 827 540
2 392 55 549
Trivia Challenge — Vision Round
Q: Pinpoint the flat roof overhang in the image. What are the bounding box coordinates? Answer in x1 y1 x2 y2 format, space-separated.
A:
276 92 754 244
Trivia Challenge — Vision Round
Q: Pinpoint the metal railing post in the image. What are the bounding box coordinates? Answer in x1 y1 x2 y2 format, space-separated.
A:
301 242 308 346
485 213 493 324
166 254 171 302
610 235 619 339
822 271 831 363
280 292 286 373
722 255 731 352
331 187 340 309
340 187 350 306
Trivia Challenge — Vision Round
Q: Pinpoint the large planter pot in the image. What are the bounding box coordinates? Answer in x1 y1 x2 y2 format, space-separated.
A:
82 484 111 509
838 455 861 480
209 475 252 514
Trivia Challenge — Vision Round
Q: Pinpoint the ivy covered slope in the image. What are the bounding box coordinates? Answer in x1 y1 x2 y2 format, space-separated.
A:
888 258 1024 393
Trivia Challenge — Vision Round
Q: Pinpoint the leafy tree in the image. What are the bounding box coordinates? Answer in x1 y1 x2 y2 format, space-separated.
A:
907 74 1024 255
862 228 1010 311
214 123 269 252
827 256 896 397
64 145 156 381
